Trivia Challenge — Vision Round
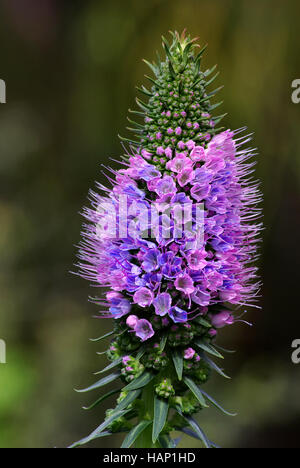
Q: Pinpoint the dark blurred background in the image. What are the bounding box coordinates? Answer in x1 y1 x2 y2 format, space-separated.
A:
0 0 299 448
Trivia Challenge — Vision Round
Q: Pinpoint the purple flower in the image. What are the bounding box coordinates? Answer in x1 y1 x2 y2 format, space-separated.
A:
174 273 195 295
138 165 161 181
153 293 172 316
190 145 206 161
184 347 196 359
177 168 195 187
169 306 188 323
155 175 176 196
133 287 154 307
191 288 211 306
141 249 159 273
134 319 154 341
166 154 193 173
210 311 234 328
126 315 139 328
108 294 131 318
187 249 207 270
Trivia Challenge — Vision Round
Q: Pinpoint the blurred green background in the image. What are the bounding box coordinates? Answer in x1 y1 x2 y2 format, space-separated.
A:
0 0 299 448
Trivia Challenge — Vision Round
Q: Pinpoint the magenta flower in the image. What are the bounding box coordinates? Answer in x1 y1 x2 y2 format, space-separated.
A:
134 319 154 341
175 273 195 295
153 292 172 316
166 153 193 173
210 311 234 329
169 306 188 323
126 315 139 329
133 287 154 307
187 249 208 270
184 347 196 359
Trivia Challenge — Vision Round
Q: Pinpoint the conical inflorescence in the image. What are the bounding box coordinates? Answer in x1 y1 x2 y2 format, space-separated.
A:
71 31 262 449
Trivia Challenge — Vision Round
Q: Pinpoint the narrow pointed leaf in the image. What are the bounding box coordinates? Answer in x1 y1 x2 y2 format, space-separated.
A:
183 377 208 407
96 357 123 374
152 397 169 443
159 434 176 448
142 59 158 76
68 409 130 448
160 333 167 352
195 341 224 359
172 349 183 380
196 317 212 328
89 330 114 342
201 354 231 379
200 390 237 416
214 344 236 354
82 388 121 410
205 71 220 87
123 371 154 391
112 389 142 414
121 420 152 448
177 410 210 448
75 371 120 393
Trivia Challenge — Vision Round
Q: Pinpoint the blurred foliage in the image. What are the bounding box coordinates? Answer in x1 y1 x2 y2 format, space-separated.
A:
0 0 299 448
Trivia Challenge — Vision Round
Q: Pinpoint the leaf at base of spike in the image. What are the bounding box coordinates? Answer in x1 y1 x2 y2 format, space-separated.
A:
123 371 154 391
82 388 121 411
172 349 183 380
75 371 121 393
121 420 152 448
152 396 169 443
176 409 211 448
112 388 142 414
68 409 130 448
200 354 231 379
200 390 237 417
183 377 208 407
96 357 123 375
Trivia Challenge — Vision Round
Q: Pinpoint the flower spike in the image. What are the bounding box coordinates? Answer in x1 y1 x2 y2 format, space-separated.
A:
70 30 262 449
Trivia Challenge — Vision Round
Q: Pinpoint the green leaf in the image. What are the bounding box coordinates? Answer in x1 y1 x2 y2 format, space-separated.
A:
121 420 151 448
197 317 212 328
159 434 176 448
209 101 223 111
136 345 147 360
205 71 220 87
195 341 224 359
200 390 237 417
177 410 210 448
201 354 231 379
112 389 142 414
89 330 114 342
123 371 154 391
142 59 158 76
160 334 168 352
68 409 130 448
96 357 123 375
183 377 208 408
82 388 121 410
152 397 169 443
172 349 183 381
214 344 236 354
75 371 120 393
